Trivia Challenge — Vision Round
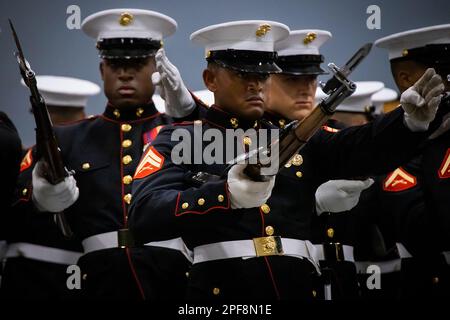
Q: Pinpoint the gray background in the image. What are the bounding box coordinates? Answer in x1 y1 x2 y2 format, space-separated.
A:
0 0 448 147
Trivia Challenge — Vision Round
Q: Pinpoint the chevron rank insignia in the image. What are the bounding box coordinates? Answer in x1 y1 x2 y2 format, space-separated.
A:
20 148 33 172
438 148 450 179
322 125 339 133
134 146 164 179
383 167 417 192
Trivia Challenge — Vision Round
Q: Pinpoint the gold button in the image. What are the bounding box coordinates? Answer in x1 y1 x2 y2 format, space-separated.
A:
292 154 303 166
265 226 274 236
122 155 132 165
182 202 189 210
402 49 409 57
432 277 439 284
22 188 28 196
312 290 317 298
243 136 252 146
124 193 132 204
327 228 334 239
260 203 270 214
212 287 220 295
113 109 120 118
121 124 132 132
136 108 144 117
284 161 292 168
123 175 133 185
198 198 205 206
278 119 286 129
82 162 91 170
122 139 132 148
296 171 303 178
230 117 239 129
185 272 189 278
217 194 224 202
82 274 87 281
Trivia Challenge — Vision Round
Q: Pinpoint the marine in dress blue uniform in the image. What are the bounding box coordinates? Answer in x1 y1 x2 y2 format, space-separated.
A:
19 9 201 300
0 76 98 300
351 24 450 299
129 22 434 300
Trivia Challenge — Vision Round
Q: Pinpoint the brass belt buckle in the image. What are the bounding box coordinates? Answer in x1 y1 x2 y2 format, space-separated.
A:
118 228 135 248
323 242 344 262
253 236 284 257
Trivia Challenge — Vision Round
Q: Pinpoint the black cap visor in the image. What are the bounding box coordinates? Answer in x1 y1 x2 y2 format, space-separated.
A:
207 49 281 73
97 38 161 59
276 54 326 75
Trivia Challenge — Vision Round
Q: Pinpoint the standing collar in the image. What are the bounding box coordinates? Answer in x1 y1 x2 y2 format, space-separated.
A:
263 111 289 129
103 101 159 121
205 105 261 130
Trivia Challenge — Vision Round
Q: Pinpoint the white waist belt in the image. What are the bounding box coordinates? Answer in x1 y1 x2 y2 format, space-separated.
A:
4 242 81 265
313 244 355 262
193 238 319 270
82 231 193 263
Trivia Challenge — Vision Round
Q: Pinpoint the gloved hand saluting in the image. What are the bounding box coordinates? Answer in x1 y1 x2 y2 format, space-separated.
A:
401 68 445 131
227 164 276 209
152 48 195 118
32 161 79 212
315 178 374 215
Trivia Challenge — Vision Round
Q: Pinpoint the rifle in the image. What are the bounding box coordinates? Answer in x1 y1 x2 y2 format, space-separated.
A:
244 43 373 181
9 19 73 238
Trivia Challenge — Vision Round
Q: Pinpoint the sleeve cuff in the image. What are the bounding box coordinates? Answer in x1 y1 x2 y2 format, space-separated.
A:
175 179 230 216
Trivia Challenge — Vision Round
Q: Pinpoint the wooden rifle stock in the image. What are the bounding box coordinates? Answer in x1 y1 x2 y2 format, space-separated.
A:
244 105 332 181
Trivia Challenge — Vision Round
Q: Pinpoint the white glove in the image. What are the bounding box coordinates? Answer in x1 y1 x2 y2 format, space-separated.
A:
227 164 276 209
401 68 445 131
315 178 374 215
32 161 79 212
152 48 195 118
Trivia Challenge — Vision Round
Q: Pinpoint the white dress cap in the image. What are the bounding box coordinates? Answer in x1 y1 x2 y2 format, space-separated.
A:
82 8 177 41
276 29 332 56
315 81 384 113
190 20 290 54
21 75 101 107
371 88 398 114
375 24 450 60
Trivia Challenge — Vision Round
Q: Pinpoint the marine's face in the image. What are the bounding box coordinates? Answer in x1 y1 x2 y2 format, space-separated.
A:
100 57 156 108
204 66 270 120
266 74 317 121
